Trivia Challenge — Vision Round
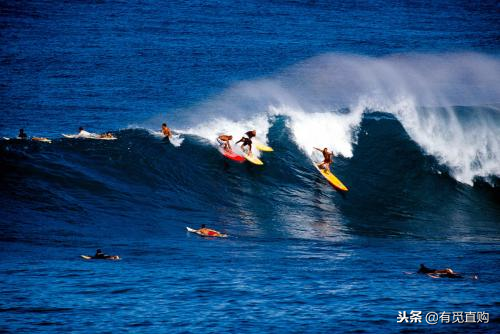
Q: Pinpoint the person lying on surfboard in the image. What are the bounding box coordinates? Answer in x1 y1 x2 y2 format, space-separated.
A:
161 123 172 138
217 134 233 150
78 126 92 137
197 224 224 237
98 132 115 139
417 264 462 278
91 249 120 260
314 147 334 171
17 128 28 139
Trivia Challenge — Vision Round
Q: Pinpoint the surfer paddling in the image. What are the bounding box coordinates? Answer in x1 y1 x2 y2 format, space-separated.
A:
314 147 334 172
196 224 225 237
81 249 120 260
161 123 172 138
77 126 92 137
418 264 462 279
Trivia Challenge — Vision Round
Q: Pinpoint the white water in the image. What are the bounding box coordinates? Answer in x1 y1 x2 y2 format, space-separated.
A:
173 53 500 185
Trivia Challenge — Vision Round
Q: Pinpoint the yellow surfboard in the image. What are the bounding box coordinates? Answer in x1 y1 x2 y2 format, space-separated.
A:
314 164 348 191
243 152 264 165
254 142 273 152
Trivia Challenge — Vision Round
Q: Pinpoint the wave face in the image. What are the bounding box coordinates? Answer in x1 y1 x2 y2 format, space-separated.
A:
1 118 499 244
172 53 500 185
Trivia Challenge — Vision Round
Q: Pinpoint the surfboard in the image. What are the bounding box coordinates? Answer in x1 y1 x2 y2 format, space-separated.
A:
32 137 52 143
313 163 348 192
240 149 264 165
254 141 273 152
219 147 245 162
186 227 228 238
63 134 117 140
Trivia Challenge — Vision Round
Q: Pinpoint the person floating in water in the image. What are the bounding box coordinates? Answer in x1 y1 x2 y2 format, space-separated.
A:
161 123 172 138
17 128 28 139
196 224 225 237
217 134 233 150
418 264 462 278
314 147 334 172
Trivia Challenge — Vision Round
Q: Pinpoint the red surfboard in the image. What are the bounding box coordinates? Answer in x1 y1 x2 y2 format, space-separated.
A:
220 148 245 162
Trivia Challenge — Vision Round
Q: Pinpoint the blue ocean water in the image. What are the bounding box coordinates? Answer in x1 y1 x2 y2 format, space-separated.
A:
1 0 499 332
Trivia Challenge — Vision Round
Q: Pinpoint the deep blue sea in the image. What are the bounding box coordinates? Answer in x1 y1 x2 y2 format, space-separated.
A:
1 0 499 332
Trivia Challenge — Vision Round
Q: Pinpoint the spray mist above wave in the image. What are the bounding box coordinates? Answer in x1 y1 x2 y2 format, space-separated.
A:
173 52 499 185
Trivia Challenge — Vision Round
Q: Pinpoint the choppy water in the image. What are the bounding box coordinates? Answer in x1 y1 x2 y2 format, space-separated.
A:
1 0 499 332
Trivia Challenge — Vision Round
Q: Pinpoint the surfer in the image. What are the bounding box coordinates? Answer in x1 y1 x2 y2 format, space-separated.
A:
98 132 114 139
197 224 224 237
236 135 253 154
17 129 28 139
418 264 462 278
217 134 233 150
92 249 119 260
314 147 334 171
78 126 92 137
161 123 172 138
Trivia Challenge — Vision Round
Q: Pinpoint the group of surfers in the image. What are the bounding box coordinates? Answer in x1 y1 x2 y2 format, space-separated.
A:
82 248 469 279
11 122 336 172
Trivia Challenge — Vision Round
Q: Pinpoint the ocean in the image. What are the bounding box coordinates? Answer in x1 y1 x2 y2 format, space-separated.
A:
1 0 499 332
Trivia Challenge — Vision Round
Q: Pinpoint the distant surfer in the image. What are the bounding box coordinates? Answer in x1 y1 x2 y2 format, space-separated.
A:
418 264 462 278
78 126 92 137
217 134 233 150
98 132 115 139
17 128 28 139
161 123 172 138
314 147 334 171
91 249 120 260
197 224 225 237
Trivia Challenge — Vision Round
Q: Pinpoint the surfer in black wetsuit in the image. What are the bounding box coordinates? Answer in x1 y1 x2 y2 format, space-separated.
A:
314 147 333 171
94 249 107 259
236 136 253 154
418 264 462 278
17 129 27 139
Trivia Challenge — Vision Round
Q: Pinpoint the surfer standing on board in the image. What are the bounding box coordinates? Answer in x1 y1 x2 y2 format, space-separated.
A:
161 123 172 138
236 130 256 154
314 147 334 171
217 134 233 150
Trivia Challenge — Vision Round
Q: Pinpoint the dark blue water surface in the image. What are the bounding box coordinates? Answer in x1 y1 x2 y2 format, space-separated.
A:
1 1 499 333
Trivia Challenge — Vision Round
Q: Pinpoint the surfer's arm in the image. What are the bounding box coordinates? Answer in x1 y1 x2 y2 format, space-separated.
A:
235 138 243 144
313 147 322 152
